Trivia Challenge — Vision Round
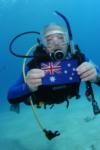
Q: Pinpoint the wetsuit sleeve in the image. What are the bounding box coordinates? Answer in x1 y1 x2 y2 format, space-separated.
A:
7 67 33 104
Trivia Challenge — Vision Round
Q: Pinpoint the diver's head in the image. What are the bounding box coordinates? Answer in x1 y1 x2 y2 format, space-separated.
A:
41 23 69 61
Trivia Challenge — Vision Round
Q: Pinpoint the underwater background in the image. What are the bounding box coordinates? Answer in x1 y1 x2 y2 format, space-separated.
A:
0 0 100 149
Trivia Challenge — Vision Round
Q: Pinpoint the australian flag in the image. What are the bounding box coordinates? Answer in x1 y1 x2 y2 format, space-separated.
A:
40 59 80 85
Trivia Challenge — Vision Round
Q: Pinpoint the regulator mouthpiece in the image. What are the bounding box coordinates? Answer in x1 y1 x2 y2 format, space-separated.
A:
51 49 66 61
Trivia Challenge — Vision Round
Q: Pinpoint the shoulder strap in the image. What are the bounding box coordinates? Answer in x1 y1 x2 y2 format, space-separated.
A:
72 44 86 64
27 44 51 69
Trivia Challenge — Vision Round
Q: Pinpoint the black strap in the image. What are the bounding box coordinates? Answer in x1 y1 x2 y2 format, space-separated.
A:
74 45 100 115
85 81 100 115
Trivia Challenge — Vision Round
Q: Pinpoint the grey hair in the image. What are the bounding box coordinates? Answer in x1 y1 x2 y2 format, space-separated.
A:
42 23 67 35
41 23 69 45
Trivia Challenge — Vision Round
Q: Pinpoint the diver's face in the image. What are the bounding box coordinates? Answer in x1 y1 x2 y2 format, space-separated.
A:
44 29 68 54
42 26 69 60
46 33 66 52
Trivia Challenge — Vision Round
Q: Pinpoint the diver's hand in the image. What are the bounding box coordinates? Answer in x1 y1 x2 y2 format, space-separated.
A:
76 62 98 82
26 69 45 92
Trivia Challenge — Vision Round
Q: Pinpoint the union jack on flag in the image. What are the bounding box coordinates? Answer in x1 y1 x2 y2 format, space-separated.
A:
40 59 80 85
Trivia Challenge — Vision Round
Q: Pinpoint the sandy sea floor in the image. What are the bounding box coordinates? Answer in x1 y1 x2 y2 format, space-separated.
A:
0 94 100 150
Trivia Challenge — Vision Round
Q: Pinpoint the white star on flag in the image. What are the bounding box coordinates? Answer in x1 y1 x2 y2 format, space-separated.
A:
69 77 73 80
64 70 68 74
50 76 56 82
73 68 76 71
67 63 71 67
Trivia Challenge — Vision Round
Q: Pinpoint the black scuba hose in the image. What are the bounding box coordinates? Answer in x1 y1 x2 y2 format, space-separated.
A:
9 31 40 58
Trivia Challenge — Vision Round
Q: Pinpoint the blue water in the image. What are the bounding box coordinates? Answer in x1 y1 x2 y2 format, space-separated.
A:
0 0 100 150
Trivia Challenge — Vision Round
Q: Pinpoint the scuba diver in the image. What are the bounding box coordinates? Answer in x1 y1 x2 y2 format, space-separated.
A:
7 11 100 140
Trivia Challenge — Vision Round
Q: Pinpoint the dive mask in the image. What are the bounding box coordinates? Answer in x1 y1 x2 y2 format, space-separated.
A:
43 30 68 60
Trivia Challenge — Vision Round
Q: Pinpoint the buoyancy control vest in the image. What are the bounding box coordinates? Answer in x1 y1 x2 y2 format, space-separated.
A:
26 45 85 108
